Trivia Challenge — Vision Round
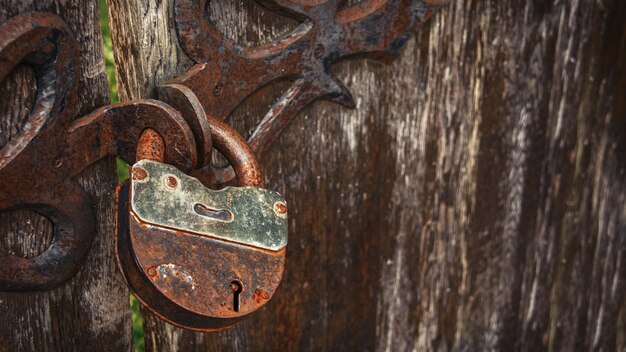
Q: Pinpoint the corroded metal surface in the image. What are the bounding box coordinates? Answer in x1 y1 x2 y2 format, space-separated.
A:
117 130 287 332
1 0 448 327
0 12 85 291
163 0 450 183
116 184 286 331
136 128 167 163
0 12 196 291
130 160 287 250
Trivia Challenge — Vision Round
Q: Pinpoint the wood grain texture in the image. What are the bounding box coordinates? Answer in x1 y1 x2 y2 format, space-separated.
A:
108 0 626 351
0 1 132 351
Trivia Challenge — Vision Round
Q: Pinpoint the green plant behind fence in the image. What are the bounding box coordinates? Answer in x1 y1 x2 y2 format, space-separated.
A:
99 1 145 351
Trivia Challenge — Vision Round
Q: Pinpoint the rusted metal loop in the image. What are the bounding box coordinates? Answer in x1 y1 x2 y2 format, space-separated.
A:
175 112 265 188
207 115 264 188
158 84 212 168
136 128 166 162
66 100 198 175
0 184 94 291
0 11 78 170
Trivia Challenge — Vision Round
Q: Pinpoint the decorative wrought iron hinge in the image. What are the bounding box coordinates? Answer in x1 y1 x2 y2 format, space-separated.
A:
0 0 449 291
162 0 449 183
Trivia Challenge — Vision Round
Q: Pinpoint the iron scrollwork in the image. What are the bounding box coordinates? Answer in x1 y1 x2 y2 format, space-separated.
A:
162 0 449 183
0 1 448 291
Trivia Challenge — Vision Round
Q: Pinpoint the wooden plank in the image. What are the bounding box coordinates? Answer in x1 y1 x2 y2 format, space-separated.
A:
108 0 626 350
0 1 132 351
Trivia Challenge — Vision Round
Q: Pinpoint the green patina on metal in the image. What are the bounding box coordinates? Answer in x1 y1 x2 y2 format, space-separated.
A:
130 160 287 251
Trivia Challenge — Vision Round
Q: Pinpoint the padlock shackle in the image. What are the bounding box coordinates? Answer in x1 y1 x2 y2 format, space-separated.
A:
135 119 263 188
207 116 264 188
136 128 166 162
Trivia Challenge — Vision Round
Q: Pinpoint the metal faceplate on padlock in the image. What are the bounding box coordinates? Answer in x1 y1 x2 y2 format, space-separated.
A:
116 160 287 331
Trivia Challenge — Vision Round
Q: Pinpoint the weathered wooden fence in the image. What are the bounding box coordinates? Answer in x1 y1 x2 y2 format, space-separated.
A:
1 0 625 351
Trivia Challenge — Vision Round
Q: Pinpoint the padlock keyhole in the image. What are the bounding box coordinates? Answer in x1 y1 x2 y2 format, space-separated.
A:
230 280 243 312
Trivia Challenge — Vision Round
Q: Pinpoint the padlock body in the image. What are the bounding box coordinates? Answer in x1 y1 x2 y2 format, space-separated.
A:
116 160 287 331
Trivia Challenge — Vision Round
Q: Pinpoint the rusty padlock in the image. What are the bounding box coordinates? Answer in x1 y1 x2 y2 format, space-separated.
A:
116 124 287 331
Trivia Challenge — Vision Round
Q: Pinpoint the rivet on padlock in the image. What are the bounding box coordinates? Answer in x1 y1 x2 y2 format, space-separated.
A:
115 123 287 331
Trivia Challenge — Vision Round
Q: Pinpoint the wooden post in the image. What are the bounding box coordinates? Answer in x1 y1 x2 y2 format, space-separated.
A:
0 1 132 351
116 0 626 350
